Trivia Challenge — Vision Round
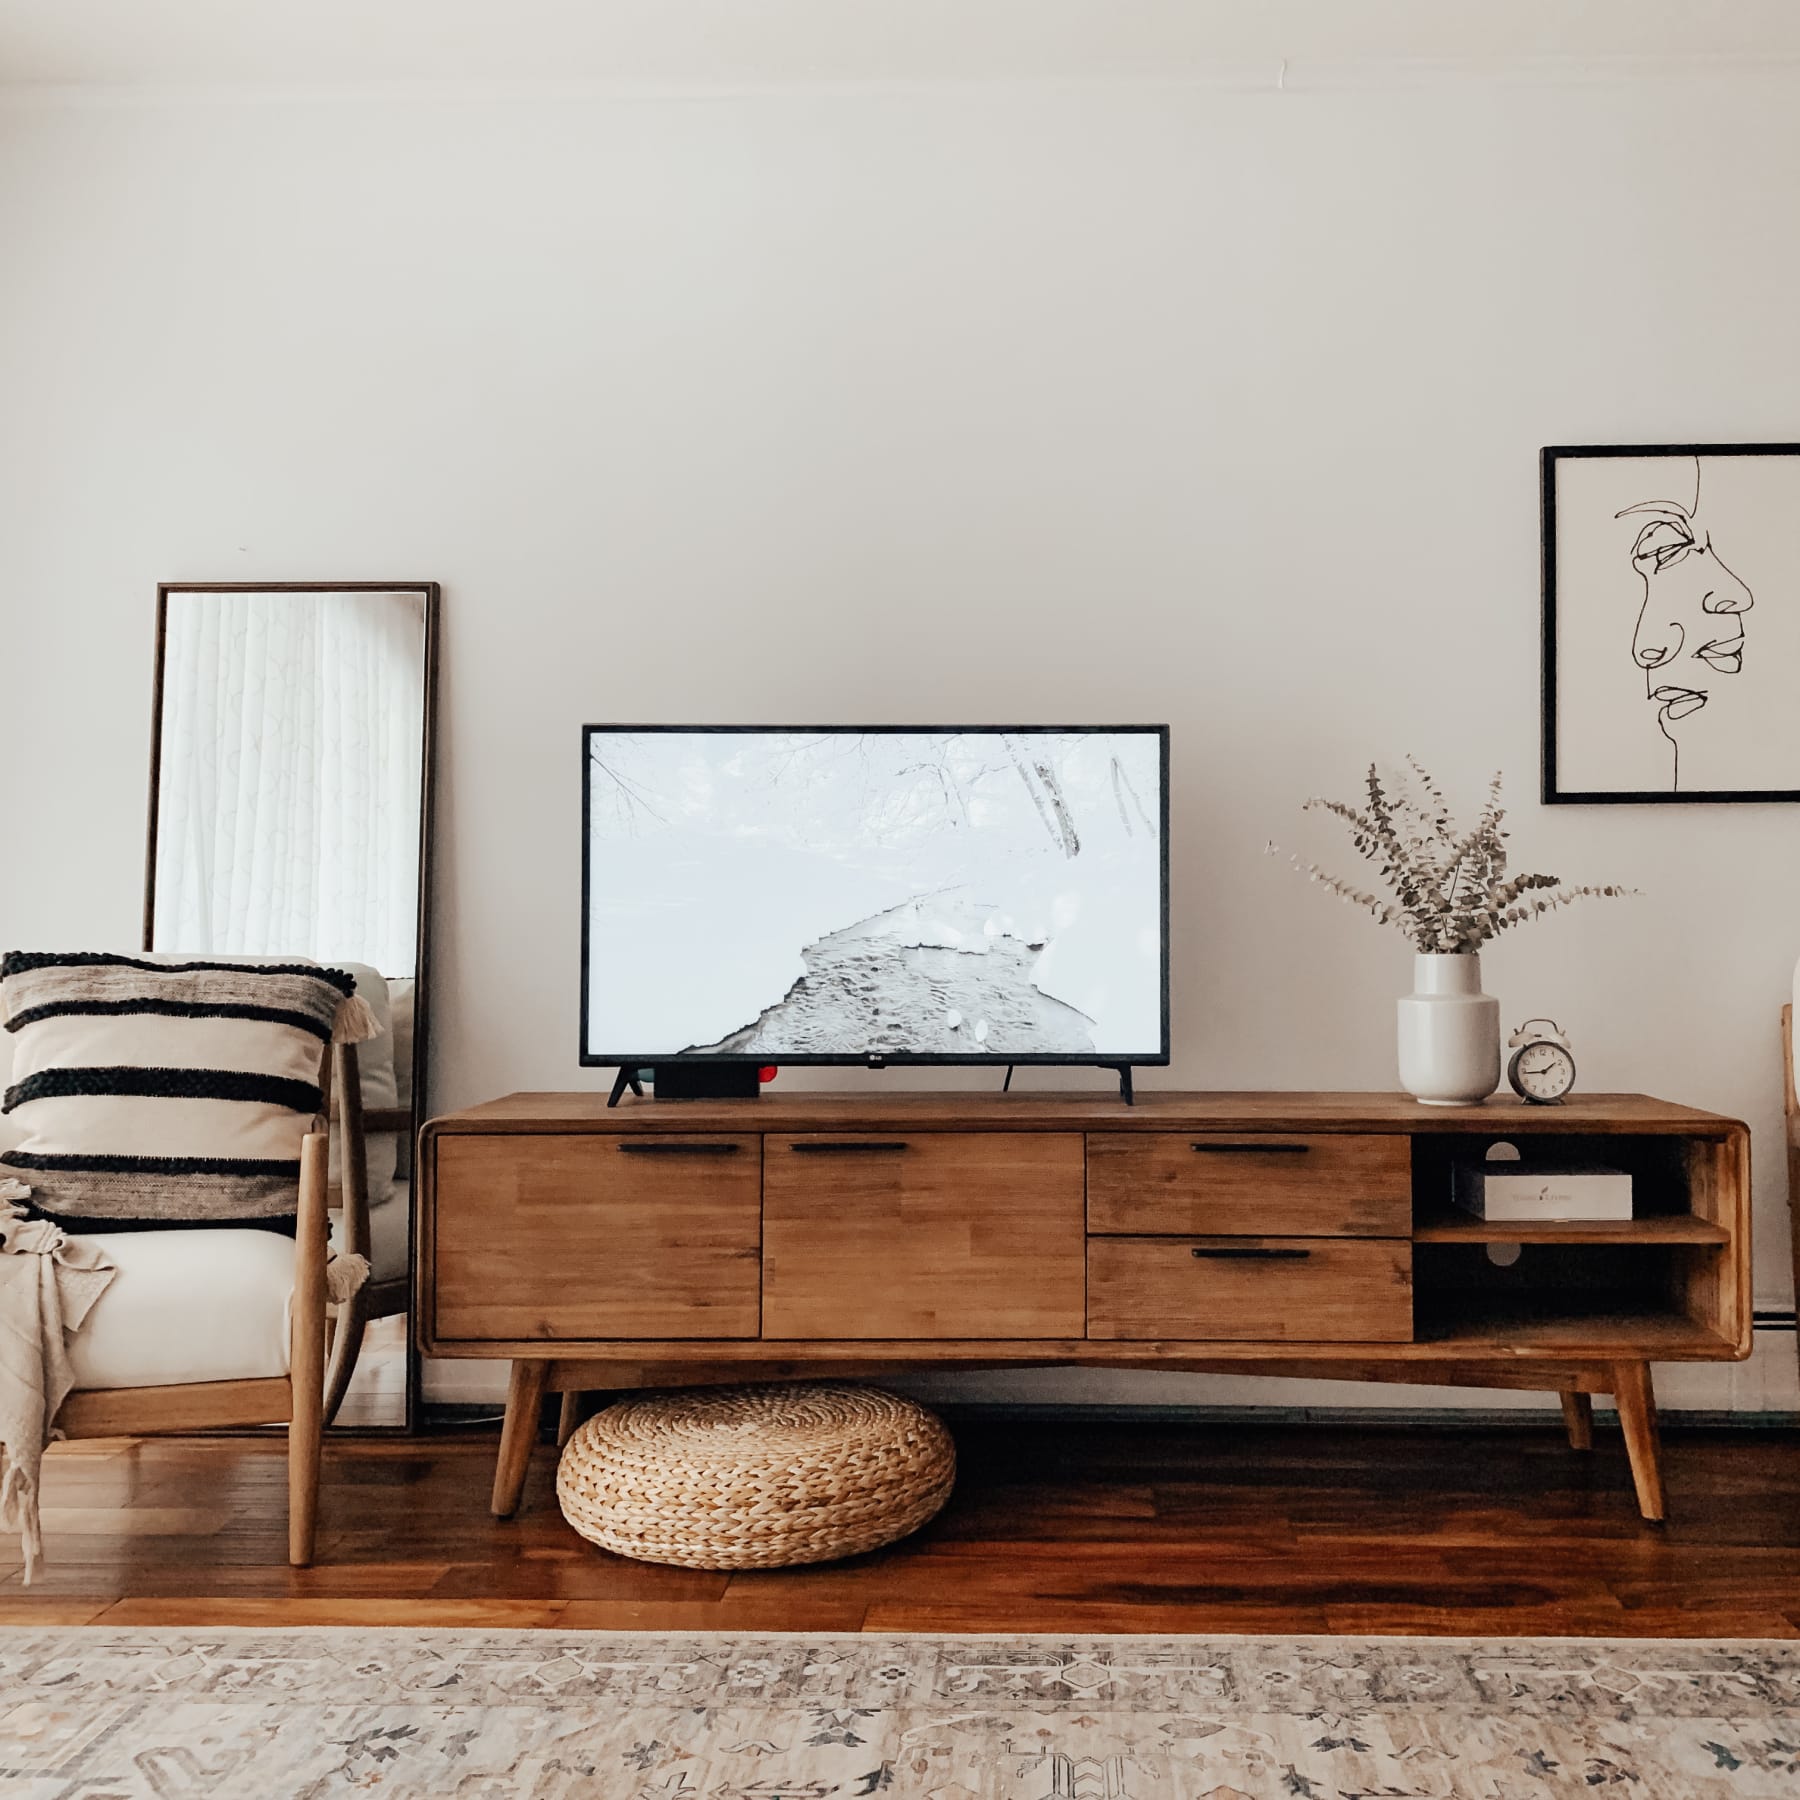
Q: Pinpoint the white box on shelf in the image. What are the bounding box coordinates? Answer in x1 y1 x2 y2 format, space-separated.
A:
1452 1164 1633 1223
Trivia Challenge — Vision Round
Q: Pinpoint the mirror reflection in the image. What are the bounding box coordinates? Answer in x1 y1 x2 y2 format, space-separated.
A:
148 584 437 1429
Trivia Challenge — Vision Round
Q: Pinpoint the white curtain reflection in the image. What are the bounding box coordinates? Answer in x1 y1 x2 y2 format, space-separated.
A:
153 591 426 976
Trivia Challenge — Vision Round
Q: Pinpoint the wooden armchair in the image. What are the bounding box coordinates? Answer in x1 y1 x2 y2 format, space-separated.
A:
1785 1003 1798 1376
323 1037 414 1424
53 1104 333 1566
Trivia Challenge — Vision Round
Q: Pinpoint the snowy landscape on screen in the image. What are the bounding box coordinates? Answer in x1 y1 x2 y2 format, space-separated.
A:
586 730 1165 1060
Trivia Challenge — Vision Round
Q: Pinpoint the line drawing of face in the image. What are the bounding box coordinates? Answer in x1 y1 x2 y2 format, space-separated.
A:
1615 457 1754 791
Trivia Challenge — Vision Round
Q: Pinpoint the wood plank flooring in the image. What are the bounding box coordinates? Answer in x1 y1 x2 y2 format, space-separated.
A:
4 1417 1799 1635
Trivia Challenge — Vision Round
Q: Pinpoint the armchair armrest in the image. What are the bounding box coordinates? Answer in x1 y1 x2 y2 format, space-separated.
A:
331 1040 372 1259
330 1046 414 1249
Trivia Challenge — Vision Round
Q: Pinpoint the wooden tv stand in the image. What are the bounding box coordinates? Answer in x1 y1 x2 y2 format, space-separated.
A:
417 1090 1750 1524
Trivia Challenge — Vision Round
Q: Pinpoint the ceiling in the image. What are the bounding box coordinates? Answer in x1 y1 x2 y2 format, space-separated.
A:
3 1 1799 88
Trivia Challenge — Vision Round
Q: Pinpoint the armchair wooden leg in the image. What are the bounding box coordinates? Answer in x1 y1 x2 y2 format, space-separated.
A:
1612 1361 1666 1523
1789 1156 1800 1398
1559 1390 1594 1451
492 1359 549 1518
321 1290 370 1429
1783 1007 1798 1400
289 1133 329 1566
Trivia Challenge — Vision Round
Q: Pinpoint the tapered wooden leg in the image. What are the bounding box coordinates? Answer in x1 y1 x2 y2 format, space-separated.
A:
288 1132 329 1566
1612 1361 1666 1522
1559 1390 1594 1451
557 1390 587 1448
492 1359 549 1518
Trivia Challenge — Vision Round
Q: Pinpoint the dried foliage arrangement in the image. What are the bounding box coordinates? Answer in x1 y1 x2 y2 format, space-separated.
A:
1271 760 1633 954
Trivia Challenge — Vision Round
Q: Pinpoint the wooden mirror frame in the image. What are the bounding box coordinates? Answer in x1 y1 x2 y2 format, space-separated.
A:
144 581 440 1432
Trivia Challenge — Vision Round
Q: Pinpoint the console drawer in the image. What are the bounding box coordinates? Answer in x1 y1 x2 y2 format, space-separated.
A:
763 1132 1085 1339
1087 1236 1413 1341
1087 1133 1410 1237
432 1134 761 1341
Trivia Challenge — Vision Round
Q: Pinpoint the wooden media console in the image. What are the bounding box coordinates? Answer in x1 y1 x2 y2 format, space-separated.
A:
417 1091 1751 1523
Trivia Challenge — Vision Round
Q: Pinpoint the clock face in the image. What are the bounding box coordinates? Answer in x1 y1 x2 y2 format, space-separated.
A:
1513 1042 1575 1101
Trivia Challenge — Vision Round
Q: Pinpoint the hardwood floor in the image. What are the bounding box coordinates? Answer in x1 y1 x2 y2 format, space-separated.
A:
5 1416 1799 1635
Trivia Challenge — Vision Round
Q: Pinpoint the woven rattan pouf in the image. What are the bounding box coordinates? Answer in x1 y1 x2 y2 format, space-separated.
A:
555 1382 956 1569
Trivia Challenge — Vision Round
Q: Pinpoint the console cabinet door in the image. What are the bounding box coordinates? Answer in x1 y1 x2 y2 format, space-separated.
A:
762 1132 1085 1339
432 1135 761 1342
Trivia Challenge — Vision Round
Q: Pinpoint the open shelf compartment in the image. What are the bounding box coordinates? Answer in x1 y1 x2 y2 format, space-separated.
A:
1408 1129 1743 1356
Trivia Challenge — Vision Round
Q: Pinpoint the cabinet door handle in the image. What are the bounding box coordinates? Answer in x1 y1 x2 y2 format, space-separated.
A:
789 1141 909 1154
616 1141 741 1156
1190 1245 1313 1261
1191 1142 1311 1155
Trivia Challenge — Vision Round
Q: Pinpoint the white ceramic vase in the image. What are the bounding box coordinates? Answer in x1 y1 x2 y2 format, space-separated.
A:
1396 952 1500 1105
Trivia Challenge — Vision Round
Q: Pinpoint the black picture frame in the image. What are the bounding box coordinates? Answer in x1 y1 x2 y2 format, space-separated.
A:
1542 443 1800 804
579 723 1172 1074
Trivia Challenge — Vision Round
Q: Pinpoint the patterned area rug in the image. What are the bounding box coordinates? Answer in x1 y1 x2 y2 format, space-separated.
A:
3 1629 1799 1797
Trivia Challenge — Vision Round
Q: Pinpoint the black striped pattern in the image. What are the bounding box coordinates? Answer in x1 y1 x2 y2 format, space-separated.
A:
20 1204 299 1239
1 957 348 1043
5 997 336 1041
0 951 354 994
0 951 358 1230
5 1150 303 1178
4 1067 322 1116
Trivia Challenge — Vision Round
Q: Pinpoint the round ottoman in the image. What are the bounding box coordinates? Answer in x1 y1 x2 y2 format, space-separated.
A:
555 1382 956 1569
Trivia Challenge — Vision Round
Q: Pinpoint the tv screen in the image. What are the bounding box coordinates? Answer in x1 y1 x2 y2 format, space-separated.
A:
581 726 1169 1067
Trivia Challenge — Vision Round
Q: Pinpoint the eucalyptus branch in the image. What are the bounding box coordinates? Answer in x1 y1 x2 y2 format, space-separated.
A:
1272 763 1634 953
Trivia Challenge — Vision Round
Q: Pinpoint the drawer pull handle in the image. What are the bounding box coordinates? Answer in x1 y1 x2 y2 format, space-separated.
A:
1191 1142 1311 1155
1190 1245 1313 1261
616 1142 741 1156
790 1141 909 1154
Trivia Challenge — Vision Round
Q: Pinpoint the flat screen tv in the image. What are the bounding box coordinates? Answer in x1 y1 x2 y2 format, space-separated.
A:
581 725 1169 1085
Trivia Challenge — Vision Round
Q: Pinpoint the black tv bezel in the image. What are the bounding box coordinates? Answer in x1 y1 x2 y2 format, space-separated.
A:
579 722 1172 1072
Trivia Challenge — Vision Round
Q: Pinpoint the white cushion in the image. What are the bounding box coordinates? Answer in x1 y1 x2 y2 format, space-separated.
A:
1 972 300 1393
331 1178 410 1284
68 1227 295 1390
389 979 415 1109
333 961 398 1110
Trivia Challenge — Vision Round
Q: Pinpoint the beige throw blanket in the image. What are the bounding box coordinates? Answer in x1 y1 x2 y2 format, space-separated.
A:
0 1180 115 1581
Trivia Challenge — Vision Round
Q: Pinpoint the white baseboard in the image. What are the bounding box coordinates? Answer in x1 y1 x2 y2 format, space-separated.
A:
420 1356 512 1406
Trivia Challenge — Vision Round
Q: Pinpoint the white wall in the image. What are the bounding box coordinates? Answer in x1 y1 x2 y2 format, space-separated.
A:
3 64 1797 1408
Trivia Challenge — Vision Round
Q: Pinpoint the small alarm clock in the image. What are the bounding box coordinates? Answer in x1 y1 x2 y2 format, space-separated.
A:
1507 1018 1577 1104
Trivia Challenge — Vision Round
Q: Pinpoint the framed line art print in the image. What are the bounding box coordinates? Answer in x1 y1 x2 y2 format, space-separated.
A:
1542 443 1800 803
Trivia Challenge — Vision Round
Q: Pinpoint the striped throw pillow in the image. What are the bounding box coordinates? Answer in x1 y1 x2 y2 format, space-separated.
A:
0 952 375 1233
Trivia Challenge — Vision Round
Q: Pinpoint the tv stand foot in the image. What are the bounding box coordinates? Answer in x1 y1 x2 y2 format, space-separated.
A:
999 1064 1134 1102
606 1067 645 1108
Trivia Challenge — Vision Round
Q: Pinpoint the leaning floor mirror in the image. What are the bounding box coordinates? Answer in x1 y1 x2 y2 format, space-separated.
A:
145 582 439 1430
